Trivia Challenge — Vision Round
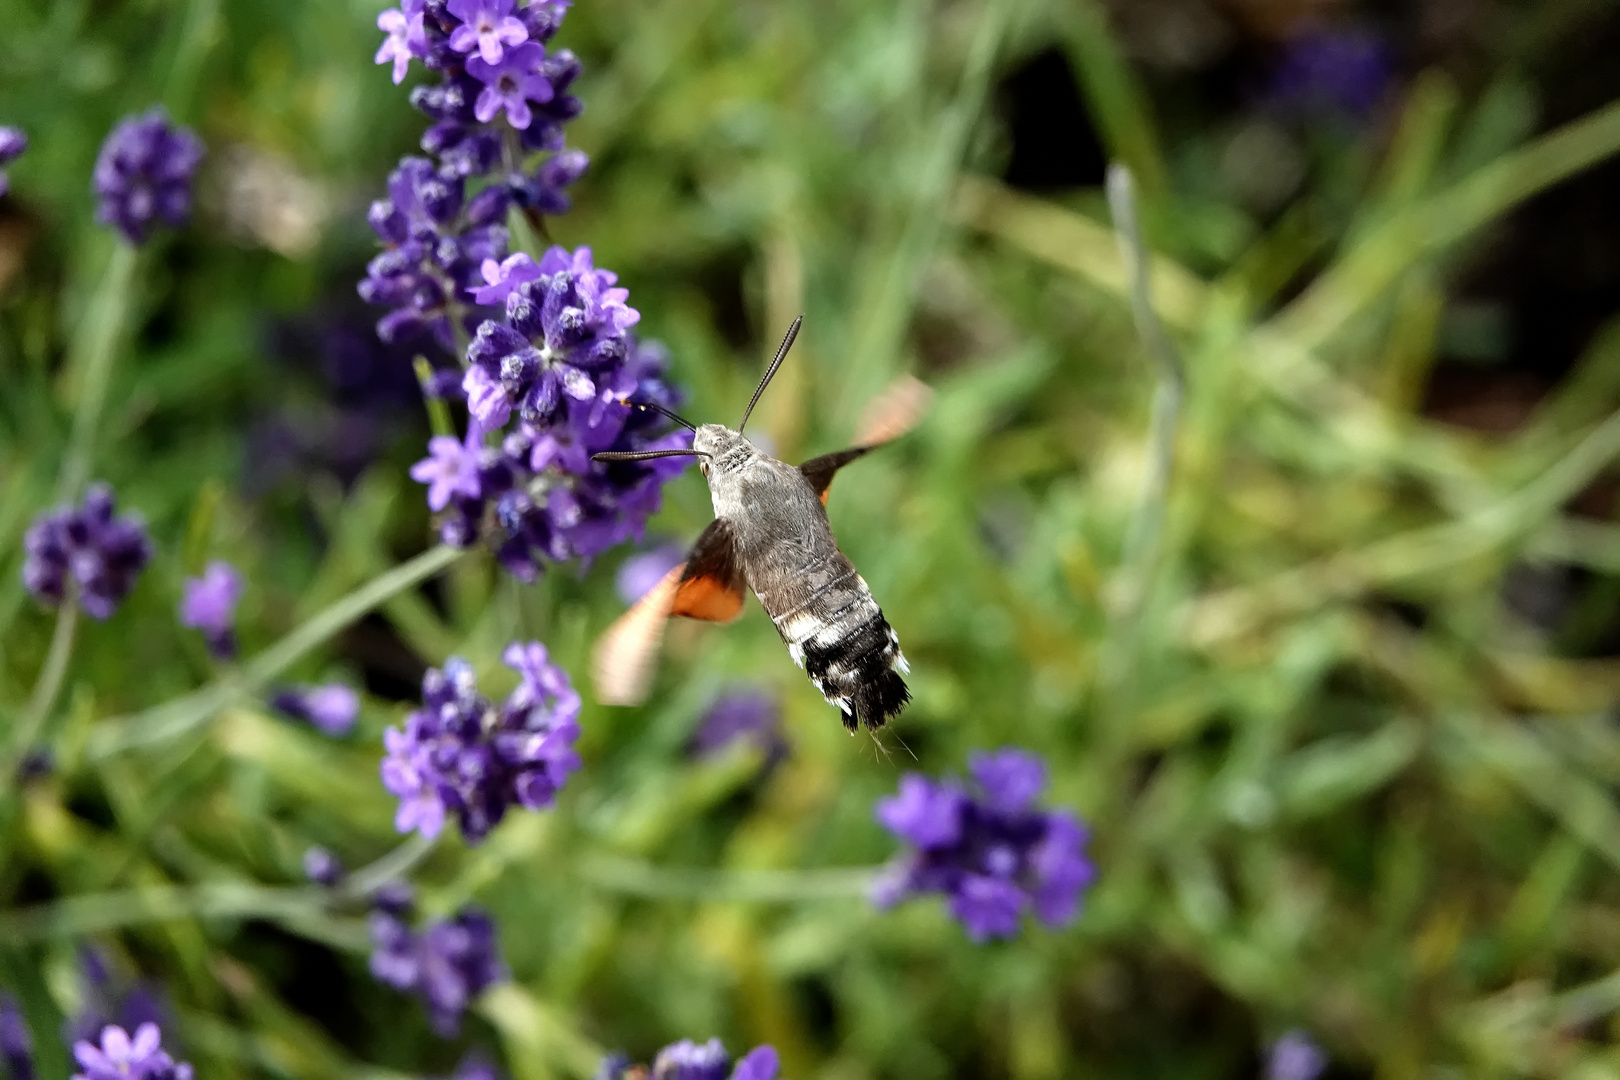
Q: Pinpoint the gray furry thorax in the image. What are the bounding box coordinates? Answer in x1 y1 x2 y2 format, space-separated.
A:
692 423 835 574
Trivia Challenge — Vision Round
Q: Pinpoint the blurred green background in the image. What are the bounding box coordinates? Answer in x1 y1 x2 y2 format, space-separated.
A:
6 0 1620 1076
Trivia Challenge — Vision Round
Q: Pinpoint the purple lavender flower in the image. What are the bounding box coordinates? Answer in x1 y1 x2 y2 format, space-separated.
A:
369 904 422 990
519 1 572 44
472 253 545 306
22 483 152 620
616 543 684 603
467 42 552 128
359 155 509 352
362 2 684 580
66 949 173 1051
875 774 965 849
420 340 689 580
460 247 639 428
441 1055 500 1080
597 1040 778 1080
92 109 203 245
1267 29 1391 121
377 2 427 84
654 1040 729 1080
448 0 528 64
0 126 27 199
419 908 505 1034
0 993 34 1080
71 1024 192 1080
178 560 243 659
363 0 591 356
303 846 345 887
1266 1031 1327 1080
367 889 506 1036
271 683 361 735
380 644 581 843
412 424 485 510
426 251 688 576
873 747 1095 942
687 687 788 766
16 748 53 784
728 1047 780 1080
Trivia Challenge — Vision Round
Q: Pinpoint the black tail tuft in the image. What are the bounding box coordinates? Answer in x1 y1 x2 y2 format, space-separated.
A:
853 668 910 731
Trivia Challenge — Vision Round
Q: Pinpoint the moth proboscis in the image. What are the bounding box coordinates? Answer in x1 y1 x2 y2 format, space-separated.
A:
590 316 932 732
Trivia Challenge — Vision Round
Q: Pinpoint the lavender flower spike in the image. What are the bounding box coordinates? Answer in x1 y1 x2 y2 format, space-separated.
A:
71 1023 192 1080
271 683 360 735
92 109 203 245
654 1039 729 1080
1268 29 1391 121
362 0 684 582
873 747 1095 941
179 560 243 658
303 846 345 887
0 993 34 1080
597 1039 779 1080
22 483 152 619
0 126 27 198
1266 1031 1327 1080
687 686 788 767
367 890 507 1036
443 1055 501 1080
380 646 581 843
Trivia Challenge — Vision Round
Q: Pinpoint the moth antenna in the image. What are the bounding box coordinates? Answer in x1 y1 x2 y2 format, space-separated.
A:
738 314 803 433
626 399 698 432
592 448 711 463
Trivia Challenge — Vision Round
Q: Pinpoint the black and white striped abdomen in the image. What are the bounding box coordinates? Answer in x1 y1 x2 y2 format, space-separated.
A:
767 557 910 732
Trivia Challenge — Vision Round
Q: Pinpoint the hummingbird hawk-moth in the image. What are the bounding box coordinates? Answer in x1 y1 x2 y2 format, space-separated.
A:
590 316 930 732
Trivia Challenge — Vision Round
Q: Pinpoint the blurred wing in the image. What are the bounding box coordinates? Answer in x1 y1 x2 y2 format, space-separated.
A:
800 448 872 505
591 519 746 707
592 564 682 706
672 518 746 621
800 374 934 504
854 373 933 447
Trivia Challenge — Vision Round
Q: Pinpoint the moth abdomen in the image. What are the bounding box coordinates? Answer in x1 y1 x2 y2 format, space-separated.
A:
769 562 911 732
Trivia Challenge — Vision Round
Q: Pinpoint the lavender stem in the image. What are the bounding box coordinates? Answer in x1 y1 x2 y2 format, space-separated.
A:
88 544 463 759
55 243 139 503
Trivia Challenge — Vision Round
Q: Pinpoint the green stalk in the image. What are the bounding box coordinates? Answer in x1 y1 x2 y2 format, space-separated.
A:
10 601 79 758
1271 96 1620 358
55 243 139 503
1105 164 1183 625
0 839 434 946
339 833 437 900
1184 405 1620 645
413 357 455 439
89 544 464 759
839 0 1024 417
0 880 366 947
578 854 876 902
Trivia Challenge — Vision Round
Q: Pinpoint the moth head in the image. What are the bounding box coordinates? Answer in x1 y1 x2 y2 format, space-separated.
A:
692 424 754 478
592 317 804 479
